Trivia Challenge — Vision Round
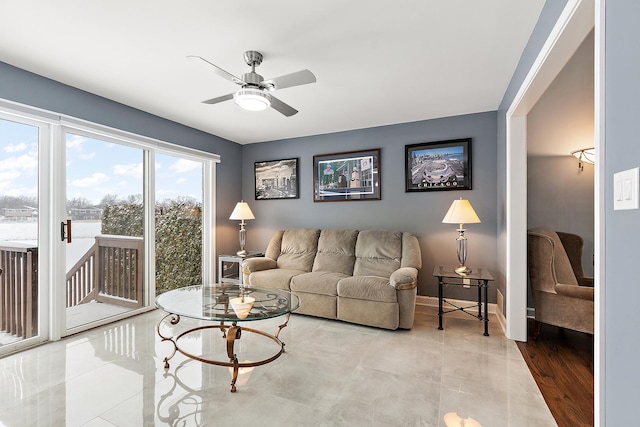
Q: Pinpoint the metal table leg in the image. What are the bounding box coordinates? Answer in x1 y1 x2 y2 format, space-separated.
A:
483 280 489 336
438 276 443 330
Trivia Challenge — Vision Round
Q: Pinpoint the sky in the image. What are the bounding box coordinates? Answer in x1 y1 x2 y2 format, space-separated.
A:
1 118 203 205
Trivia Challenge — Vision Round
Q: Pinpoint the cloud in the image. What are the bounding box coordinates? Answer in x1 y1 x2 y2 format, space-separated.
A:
0 171 21 181
5 142 27 153
66 134 87 148
72 172 110 188
0 153 38 173
113 162 142 178
170 158 201 173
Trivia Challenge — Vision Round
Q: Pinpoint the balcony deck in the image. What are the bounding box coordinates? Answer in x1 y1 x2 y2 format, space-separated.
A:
66 301 132 330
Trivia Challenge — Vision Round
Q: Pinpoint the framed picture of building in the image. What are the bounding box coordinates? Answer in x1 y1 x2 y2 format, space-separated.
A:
405 138 472 192
313 148 381 202
254 158 299 200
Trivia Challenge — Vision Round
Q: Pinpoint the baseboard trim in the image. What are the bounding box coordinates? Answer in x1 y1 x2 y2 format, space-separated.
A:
416 295 497 314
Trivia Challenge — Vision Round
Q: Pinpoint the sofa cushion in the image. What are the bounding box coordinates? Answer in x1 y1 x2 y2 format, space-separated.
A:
248 268 306 291
337 276 397 303
276 228 321 272
291 271 348 296
312 229 358 275
353 230 402 278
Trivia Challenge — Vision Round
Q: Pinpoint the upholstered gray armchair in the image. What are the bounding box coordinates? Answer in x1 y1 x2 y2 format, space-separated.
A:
527 227 594 338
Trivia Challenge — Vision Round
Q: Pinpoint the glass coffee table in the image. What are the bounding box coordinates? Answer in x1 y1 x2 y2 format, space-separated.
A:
155 283 300 392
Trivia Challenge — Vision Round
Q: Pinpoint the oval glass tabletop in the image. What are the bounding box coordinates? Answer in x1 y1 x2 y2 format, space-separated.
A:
155 284 300 322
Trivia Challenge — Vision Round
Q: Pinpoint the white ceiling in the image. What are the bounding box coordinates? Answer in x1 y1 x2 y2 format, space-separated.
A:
0 1 545 145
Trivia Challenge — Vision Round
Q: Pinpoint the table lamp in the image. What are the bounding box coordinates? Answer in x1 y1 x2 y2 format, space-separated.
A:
442 198 481 274
229 200 255 256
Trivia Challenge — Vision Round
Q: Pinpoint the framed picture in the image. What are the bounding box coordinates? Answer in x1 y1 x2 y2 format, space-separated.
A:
405 138 472 192
313 148 381 202
254 158 299 200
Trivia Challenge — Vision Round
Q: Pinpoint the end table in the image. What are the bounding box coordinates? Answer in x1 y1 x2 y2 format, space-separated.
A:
218 251 263 284
432 265 494 336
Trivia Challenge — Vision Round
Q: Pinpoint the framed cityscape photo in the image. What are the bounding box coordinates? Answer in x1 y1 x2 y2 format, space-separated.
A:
313 148 381 202
254 158 299 200
405 138 472 192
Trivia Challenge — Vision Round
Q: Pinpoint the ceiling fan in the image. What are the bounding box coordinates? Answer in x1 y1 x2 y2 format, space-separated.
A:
187 51 316 117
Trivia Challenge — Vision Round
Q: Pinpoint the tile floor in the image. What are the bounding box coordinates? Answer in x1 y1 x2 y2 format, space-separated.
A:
0 306 556 426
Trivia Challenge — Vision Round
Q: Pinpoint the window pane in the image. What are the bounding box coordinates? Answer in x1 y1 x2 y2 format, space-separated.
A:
155 153 203 294
0 118 39 347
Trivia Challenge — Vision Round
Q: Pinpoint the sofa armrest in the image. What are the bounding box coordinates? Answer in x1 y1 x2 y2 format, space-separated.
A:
242 257 277 276
390 267 418 290
555 283 594 301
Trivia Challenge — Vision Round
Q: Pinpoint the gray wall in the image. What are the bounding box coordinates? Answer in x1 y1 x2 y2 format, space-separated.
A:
241 112 499 301
0 61 243 255
527 156 594 275
527 30 595 277
604 1 640 422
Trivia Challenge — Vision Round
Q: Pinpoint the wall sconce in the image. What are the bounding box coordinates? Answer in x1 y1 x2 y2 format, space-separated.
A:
571 147 595 171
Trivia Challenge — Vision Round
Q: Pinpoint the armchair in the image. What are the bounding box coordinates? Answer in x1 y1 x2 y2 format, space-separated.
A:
527 227 594 338
556 231 593 287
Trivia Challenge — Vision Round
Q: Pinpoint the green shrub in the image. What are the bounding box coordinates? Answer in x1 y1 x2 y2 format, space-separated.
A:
101 197 202 294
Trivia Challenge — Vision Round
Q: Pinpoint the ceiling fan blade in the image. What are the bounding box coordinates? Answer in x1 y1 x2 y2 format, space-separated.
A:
269 95 298 117
187 55 245 85
202 93 234 105
262 69 316 91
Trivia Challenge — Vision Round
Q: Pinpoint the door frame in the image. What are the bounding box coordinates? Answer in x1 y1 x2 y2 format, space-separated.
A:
504 0 602 422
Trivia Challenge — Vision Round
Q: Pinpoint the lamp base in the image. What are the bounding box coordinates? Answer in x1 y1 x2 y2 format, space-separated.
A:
454 265 472 275
236 249 248 257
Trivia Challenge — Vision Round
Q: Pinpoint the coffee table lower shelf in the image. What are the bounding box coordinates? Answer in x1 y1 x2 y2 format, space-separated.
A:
157 312 291 392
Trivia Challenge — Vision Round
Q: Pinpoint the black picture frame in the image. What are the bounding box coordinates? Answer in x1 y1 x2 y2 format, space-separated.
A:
405 138 472 192
254 158 299 200
313 148 381 202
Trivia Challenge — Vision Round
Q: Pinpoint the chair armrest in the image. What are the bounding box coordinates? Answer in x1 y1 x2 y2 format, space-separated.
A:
390 267 418 290
242 257 277 275
555 283 594 301
577 276 594 287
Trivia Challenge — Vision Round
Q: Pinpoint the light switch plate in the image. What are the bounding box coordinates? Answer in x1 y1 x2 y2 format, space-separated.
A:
614 167 639 210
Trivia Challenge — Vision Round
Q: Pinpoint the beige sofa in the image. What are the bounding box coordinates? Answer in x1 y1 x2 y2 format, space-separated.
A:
242 228 422 330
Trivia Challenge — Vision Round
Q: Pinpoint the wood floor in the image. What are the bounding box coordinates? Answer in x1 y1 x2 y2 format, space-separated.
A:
517 320 594 427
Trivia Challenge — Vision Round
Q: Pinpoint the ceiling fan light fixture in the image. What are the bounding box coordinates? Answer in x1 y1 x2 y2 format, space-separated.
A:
234 88 271 111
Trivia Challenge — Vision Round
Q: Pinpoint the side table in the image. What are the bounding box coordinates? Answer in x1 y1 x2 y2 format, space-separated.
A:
432 265 494 336
218 251 263 284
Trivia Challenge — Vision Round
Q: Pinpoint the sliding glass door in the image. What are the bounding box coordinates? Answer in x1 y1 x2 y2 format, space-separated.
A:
0 101 218 351
64 131 149 332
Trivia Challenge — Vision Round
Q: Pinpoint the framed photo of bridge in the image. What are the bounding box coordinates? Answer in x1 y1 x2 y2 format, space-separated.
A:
313 148 381 202
405 138 472 192
254 158 299 200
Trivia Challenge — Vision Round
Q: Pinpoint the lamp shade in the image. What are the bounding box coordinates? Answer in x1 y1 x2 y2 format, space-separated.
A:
442 198 481 225
229 201 255 221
